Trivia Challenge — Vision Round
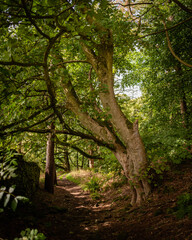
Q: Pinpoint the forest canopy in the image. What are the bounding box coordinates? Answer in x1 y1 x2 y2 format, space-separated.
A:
0 0 192 205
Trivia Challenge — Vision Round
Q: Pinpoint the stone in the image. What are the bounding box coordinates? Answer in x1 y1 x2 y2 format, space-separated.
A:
0 150 40 199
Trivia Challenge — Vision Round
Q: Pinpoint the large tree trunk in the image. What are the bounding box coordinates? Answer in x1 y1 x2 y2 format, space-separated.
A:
44 123 55 194
95 48 150 205
113 120 150 205
62 33 151 205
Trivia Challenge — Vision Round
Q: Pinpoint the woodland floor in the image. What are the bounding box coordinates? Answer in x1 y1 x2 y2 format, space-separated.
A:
0 162 192 240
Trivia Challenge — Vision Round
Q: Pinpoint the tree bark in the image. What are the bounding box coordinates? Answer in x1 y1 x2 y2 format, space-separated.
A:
44 123 55 194
90 43 150 205
76 152 79 170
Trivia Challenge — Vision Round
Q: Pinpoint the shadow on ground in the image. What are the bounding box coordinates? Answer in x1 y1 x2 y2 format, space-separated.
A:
1 166 192 240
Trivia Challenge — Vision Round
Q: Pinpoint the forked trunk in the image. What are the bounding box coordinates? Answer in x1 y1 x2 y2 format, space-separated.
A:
66 37 151 205
114 121 150 206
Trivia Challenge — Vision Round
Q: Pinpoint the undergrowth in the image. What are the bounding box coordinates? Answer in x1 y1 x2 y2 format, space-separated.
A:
175 192 192 219
65 169 127 200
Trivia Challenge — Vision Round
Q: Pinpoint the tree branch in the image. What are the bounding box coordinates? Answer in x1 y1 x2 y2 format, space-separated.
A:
56 1 77 17
163 20 192 68
3 127 115 151
138 16 192 39
112 2 153 7
57 60 90 66
0 105 53 132
21 0 51 39
0 60 45 67
43 30 68 127
56 137 103 160
171 0 192 13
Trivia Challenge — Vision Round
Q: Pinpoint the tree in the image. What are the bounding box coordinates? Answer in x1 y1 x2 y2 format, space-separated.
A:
63 135 71 172
125 0 192 165
45 123 55 193
0 0 191 205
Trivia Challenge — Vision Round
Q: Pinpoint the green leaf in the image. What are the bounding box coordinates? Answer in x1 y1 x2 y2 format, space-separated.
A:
0 186 6 200
4 193 11 207
20 229 27 237
0 208 4 213
11 198 18 211
9 186 15 194
38 233 46 240
16 196 29 203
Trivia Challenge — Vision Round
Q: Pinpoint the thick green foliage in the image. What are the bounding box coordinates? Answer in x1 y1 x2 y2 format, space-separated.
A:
84 176 102 200
94 151 123 174
0 0 191 188
0 149 18 180
175 193 192 219
143 128 192 166
84 176 101 193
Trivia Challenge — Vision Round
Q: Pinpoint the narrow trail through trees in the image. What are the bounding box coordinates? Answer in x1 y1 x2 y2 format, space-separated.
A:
1 167 192 240
29 168 192 240
37 177 117 240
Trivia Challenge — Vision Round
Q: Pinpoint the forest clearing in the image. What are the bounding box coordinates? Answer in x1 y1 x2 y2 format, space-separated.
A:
0 0 192 239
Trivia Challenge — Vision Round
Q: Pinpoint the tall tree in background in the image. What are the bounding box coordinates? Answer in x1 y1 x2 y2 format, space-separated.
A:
0 0 191 204
45 123 55 193
125 0 192 164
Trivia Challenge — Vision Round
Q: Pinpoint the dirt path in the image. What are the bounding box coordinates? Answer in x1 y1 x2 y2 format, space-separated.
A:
1 167 192 240
33 174 192 240
31 177 126 240
37 178 114 240
1 177 123 240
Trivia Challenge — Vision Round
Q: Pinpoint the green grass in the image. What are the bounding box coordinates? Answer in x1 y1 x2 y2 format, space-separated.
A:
65 169 128 200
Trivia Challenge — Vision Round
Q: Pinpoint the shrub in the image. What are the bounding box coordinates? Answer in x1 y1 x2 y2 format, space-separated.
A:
84 176 101 193
175 193 192 219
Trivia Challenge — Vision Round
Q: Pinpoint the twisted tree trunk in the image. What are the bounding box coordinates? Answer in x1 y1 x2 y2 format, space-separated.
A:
61 30 151 205
114 121 150 205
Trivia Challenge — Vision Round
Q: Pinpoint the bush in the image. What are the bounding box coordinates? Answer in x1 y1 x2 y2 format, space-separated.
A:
84 176 101 193
175 193 192 219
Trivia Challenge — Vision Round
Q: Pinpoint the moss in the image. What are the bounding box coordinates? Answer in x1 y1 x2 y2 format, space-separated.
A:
13 159 40 198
